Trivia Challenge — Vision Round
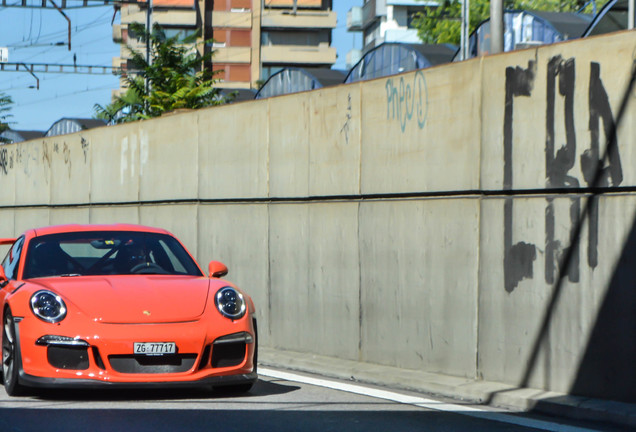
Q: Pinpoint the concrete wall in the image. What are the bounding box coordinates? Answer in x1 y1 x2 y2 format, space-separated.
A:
1 31 635 402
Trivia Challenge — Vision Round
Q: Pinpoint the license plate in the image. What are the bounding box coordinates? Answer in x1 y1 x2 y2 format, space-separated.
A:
134 342 176 356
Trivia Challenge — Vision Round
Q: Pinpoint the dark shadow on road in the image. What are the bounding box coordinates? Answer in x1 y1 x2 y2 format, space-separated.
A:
0 406 600 432
23 378 300 402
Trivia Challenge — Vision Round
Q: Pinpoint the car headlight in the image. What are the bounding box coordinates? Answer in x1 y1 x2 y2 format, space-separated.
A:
30 290 67 323
215 287 246 320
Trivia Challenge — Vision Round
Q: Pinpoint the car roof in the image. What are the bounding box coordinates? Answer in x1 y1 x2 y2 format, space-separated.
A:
26 224 172 238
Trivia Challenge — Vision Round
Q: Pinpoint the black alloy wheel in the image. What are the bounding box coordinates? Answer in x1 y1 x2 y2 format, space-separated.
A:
2 309 24 396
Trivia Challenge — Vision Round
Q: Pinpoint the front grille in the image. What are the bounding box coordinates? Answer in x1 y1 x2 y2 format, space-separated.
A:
108 354 197 374
211 341 246 368
48 346 89 370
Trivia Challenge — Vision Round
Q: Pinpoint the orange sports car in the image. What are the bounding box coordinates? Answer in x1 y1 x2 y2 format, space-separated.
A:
0 224 257 396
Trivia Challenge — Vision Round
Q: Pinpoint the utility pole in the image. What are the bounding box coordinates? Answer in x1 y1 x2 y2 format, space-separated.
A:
629 0 634 30
146 0 153 66
460 0 470 60
490 0 504 55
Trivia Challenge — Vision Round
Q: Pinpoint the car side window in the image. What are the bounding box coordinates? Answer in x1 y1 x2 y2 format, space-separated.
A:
1 236 24 280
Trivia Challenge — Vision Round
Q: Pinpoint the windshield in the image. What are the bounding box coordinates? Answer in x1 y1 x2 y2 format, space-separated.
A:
22 231 203 279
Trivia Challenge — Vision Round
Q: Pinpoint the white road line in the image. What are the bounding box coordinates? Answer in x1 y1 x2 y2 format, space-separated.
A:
259 368 602 432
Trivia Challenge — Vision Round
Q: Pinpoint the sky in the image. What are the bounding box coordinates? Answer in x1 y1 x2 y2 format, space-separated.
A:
0 0 361 132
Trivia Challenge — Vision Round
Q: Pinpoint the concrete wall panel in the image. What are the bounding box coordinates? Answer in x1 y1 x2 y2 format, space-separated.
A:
139 114 199 201
268 202 361 358
308 86 362 196
360 60 482 195
88 206 140 225
139 204 199 259
90 123 143 204
306 202 360 360
268 95 310 197
0 142 18 206
198 102 269 199
49 208 90 226
13 140 51 206
0 210 15 239
14 208 50 235
268 203 310 349
47 136 91 205
359 198 480 376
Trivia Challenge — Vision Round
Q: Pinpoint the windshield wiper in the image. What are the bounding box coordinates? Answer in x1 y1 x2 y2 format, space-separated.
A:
59 273 82 277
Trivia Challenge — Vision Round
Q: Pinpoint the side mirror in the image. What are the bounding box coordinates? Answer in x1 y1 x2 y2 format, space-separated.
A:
208 261 228 278
0 266 7 288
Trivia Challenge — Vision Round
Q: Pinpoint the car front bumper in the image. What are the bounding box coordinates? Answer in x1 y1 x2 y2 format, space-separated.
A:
13 313 257 388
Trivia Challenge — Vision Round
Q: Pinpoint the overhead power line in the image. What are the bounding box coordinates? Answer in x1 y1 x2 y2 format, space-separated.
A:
0 61 121 89
0 0 157 9
0 61 121 74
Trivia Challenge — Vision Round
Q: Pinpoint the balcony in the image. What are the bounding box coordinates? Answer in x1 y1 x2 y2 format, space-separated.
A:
347 7 363 32
261 43 336 65
346 49 362 68
261 9 336 29
211 47 252 63
113 24 123 43
208 10 252 28
362 0 385 30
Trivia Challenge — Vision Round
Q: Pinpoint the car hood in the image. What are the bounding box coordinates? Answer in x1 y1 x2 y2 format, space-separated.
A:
29 275 210 324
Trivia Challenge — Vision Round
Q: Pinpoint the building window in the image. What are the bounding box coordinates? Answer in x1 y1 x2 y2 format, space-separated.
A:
163 28 198 40
261 30 329 46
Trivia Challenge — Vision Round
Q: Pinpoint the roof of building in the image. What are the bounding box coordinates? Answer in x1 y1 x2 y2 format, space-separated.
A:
218 88 258 103
255 67 347 99
456 10 592 61
583 0 633 37
345 42 456 84
0 129 45 144
529 10 593 39
45 118 107 137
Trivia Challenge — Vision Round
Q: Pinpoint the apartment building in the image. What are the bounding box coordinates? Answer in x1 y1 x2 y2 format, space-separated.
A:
346 0 437 67
112 0 337 91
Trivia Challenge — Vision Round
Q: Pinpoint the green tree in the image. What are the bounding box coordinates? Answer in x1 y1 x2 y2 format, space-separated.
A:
413 0 603 46
95 23 226 124
0 92 13 143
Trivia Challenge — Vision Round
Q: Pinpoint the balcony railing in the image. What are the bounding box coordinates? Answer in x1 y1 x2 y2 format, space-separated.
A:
261 44 336 65
261 9 336 29
346 7 362 31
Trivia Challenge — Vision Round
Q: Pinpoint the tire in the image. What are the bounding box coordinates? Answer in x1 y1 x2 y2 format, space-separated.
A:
2 309 24 396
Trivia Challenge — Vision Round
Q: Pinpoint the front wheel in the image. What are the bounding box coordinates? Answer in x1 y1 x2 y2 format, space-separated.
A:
2 309 24 396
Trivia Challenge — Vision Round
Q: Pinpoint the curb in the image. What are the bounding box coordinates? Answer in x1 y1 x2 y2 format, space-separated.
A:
259 347 636 429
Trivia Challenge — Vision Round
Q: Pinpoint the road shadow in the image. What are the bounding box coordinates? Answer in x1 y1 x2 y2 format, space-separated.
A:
22 377 299 402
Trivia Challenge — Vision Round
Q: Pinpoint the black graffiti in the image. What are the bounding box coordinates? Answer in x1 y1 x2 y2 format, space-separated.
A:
503 60 538 293
81 137 89 163
582 62 624 268
0 148 8 175
340 94 352 145
504 57 622 292
545 56 579 284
